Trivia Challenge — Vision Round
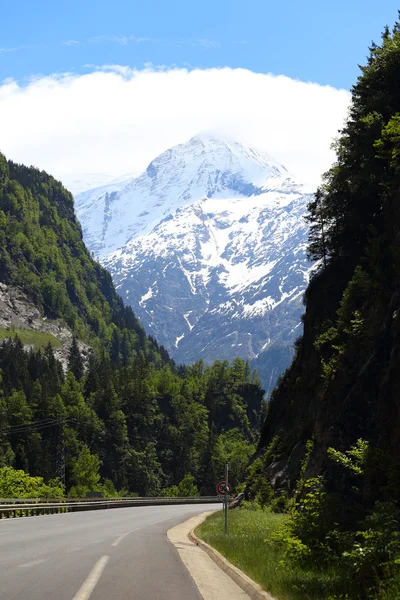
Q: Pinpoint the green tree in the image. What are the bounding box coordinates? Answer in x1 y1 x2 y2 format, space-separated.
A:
0 466 64 498
69 445 101 497
177 473 198 497
305 187 328 268
67 336 84 381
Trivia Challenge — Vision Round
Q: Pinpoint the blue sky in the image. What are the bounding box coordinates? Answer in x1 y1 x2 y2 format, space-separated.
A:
2 0 400 88
0 1 398 188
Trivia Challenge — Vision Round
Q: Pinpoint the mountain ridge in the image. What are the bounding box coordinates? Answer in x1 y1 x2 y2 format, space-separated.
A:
75 134 302 257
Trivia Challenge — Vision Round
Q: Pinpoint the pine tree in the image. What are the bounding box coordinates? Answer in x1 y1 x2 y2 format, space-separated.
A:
305 188 328 267
67 336 84 381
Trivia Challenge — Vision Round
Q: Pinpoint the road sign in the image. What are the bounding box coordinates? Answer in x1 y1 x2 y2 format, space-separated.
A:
216 481 231 495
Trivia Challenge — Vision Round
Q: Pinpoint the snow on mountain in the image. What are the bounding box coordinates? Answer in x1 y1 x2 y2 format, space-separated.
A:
75 134 312 386
64 170 140 197
75 135 298 258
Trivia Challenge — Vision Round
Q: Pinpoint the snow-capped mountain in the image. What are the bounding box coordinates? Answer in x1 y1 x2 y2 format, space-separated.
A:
65 170 141 198
75 135 312 388
76 135 299 258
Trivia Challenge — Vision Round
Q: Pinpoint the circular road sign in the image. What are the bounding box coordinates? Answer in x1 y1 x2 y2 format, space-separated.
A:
216 481 231 495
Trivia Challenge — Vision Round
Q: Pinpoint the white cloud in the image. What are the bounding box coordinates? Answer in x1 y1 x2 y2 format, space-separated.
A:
88 34 157 46
0 66 350 190
194 39 221 49
62 40 82 47
0 46 30 53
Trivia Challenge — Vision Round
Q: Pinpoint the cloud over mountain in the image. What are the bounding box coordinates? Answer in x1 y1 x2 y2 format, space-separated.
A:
0 66 349 188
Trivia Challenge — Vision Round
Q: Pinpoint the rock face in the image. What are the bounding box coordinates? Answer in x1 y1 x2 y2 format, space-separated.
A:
75 135 312 383
0 283 90 368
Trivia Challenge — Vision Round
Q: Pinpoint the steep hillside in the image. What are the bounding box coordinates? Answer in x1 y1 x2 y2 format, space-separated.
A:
76 136 312 390
258 25 400 493
249 23 400 598
0 281 91 368
0 154 167 364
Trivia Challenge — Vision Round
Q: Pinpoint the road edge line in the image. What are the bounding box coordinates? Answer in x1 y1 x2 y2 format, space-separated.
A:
189 513 276 600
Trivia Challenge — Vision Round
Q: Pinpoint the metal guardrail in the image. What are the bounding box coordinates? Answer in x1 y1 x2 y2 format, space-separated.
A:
0 496 224 518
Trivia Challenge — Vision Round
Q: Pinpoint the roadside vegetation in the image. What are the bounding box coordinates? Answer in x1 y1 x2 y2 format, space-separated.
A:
197 435 400 600
196 508 346 600
197 486 400 600
0 466 64 498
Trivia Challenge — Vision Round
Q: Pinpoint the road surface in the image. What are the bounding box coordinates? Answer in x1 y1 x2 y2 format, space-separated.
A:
0 503 221 600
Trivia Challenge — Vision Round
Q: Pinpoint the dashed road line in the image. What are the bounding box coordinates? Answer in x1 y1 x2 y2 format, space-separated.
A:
112 528 140 547
72 555 110 600
19 559 47 568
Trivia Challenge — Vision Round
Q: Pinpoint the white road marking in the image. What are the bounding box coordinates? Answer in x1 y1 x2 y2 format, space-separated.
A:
19 559 47 568
111 528 140 547
151 517 171 525
66 547 82 553
110 513 188 548
151 512 188 526
72 555 110 600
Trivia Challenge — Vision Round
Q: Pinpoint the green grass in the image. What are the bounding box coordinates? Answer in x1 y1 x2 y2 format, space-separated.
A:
0 328 61 350
195 509 346 600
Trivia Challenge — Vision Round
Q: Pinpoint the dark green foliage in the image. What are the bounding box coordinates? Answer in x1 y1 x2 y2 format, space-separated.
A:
305 188 329 267
270 441 400 599
67 336 84 381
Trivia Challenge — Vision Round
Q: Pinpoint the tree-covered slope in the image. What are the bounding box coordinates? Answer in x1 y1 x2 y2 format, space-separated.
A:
0 339 264 496
0 155 165 363
259 19 400 490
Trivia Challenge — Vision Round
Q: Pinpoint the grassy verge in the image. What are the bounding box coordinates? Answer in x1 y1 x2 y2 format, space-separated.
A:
195 508 345 600
0 328 61 350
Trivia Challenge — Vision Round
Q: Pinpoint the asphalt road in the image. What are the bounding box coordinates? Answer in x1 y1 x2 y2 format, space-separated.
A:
0 503 221 600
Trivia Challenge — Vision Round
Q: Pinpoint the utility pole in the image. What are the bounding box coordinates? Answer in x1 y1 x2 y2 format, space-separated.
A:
224 463 229 535
55 422 66 486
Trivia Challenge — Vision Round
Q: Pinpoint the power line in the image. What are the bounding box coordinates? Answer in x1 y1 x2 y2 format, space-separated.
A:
0 417 56 433
0 416 74 436
55 423 66 485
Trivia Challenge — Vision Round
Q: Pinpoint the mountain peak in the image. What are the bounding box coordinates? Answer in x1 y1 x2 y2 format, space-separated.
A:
76 135 297 257
75 134 312 391
181 133 288 175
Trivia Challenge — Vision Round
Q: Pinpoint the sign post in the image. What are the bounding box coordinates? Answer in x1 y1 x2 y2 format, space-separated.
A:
216 473 230 535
